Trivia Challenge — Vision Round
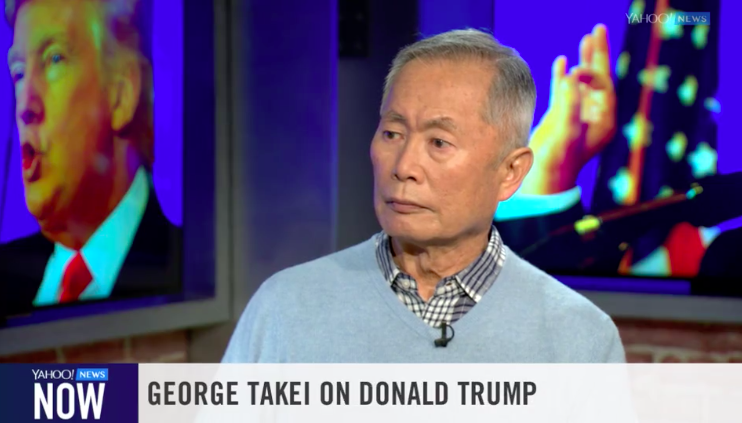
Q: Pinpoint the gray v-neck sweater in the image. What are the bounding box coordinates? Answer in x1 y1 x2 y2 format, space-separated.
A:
223 237 626 363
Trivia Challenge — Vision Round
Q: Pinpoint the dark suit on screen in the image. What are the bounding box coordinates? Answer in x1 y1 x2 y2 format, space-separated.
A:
0 172 181 320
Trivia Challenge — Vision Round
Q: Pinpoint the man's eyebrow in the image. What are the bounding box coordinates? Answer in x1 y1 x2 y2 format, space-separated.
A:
381 110 407 125
381 111 458 133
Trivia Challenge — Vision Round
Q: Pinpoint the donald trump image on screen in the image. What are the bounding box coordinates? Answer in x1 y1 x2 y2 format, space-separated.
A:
0 0 179 318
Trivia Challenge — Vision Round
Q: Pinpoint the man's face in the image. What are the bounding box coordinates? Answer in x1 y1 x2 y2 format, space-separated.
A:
8 0 113 229
371 58 509 245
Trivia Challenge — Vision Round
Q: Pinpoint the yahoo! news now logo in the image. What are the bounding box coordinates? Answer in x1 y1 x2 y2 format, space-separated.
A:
33 368 108 420
626 11 710 25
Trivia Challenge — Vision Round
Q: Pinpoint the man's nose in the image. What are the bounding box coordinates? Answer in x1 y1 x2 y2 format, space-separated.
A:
16 70 44 125
392 138 424 182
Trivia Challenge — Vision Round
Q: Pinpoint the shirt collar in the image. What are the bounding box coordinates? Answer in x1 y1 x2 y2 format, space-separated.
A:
374 225 505 303
47 166 149 299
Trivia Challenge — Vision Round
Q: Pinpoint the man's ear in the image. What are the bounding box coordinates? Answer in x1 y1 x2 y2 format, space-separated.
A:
497 146 534 202
109 53 141 132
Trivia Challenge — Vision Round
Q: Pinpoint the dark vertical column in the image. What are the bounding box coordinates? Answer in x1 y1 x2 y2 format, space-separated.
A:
232 0 339 313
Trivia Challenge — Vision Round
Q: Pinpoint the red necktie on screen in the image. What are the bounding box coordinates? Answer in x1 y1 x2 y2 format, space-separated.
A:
59 252 93 303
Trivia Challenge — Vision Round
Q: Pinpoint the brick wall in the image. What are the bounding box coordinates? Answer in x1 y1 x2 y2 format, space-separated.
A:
0 330 188 364
616 319 742 363
3 320 742 363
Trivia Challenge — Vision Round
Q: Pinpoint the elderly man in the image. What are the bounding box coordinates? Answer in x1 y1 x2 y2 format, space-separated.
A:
0 0 179 318
223 29 625 363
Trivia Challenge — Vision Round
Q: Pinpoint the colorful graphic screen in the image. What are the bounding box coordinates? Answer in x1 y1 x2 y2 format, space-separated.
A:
0 0 194 322
492 0 742 296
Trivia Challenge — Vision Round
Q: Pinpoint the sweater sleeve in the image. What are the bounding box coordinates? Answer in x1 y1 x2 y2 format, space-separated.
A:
222 278 281 363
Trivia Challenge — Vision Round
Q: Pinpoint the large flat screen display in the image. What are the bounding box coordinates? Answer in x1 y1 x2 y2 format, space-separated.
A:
0 0 216 327
492 0 742 297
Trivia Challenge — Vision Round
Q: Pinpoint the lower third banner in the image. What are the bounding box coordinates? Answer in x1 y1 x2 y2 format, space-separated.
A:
2 363 742 422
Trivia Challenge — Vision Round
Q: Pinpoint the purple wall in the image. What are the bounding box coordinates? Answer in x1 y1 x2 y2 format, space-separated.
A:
0 0 183 243
419 0 493 37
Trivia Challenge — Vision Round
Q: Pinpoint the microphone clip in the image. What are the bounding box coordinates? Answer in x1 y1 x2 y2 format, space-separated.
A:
434 322 455 347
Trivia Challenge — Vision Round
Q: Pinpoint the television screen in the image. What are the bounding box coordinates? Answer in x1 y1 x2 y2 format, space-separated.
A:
492 0 742 297
0 0 215 326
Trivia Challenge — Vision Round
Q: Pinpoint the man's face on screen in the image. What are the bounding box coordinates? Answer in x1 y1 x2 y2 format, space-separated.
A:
370 58 505 245
8 0 114 230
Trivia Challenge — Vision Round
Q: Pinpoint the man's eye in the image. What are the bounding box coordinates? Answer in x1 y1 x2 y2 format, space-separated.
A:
432 138 450 148
45 53 64 66
382 131 401 140
9 63 24 83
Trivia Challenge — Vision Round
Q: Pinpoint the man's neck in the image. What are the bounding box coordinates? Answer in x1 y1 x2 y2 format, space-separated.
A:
391 229 490 301
44 142 143 250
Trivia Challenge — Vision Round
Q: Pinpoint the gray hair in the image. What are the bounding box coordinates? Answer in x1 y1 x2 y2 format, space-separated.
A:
382 29 536 151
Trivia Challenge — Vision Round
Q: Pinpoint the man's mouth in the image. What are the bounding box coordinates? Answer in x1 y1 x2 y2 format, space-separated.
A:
21 142 36 169
21 141 42 181
386 197 428 214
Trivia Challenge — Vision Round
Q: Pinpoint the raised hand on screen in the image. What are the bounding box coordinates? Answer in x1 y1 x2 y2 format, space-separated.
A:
521 24 616 195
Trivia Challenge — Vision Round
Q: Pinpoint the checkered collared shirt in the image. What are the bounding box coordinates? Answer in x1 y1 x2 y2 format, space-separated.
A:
375 226 506 328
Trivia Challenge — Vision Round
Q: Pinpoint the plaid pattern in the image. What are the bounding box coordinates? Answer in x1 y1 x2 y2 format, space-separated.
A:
375 226 506 328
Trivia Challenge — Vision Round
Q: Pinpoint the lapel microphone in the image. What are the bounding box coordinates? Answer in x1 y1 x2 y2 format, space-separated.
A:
434 322 455 347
